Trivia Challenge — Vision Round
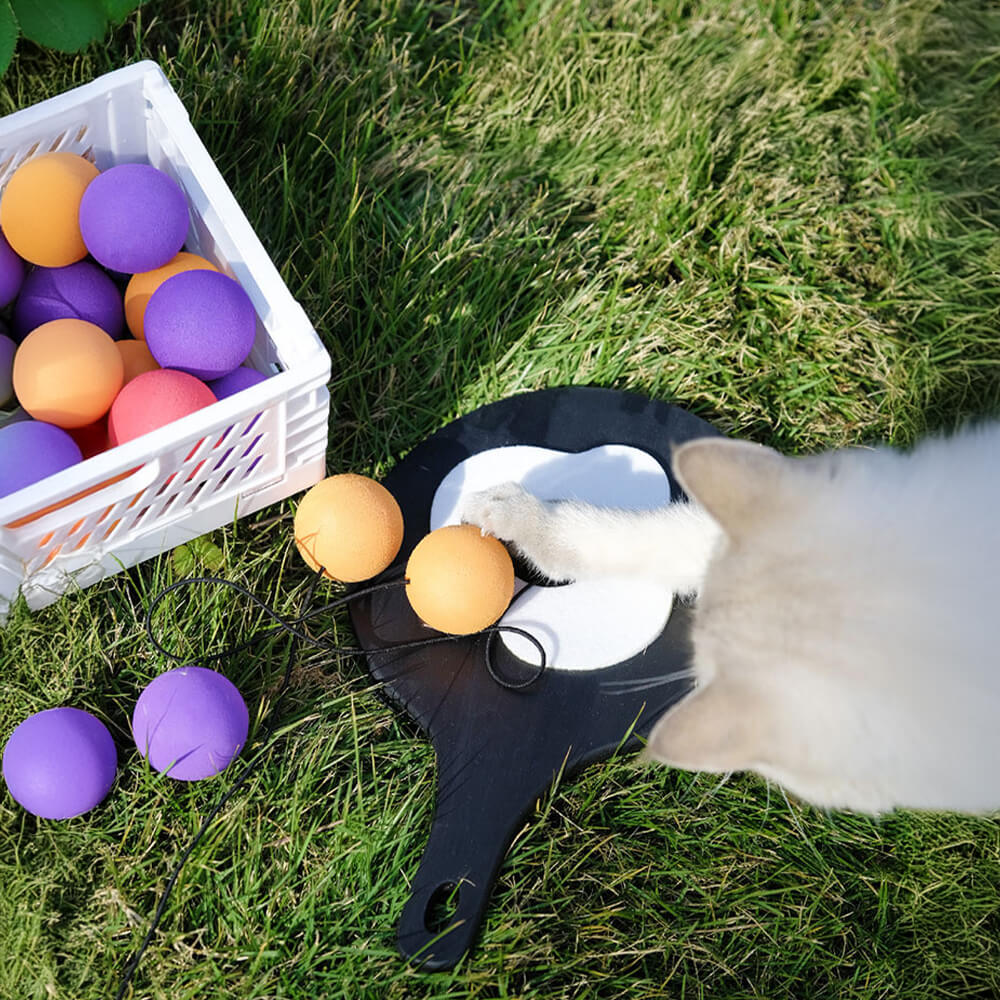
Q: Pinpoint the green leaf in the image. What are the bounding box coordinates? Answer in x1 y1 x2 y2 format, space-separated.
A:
188 535 226 573
100 0 143 24
12 0 106 53
0 1 19 77
171 536 226 579
170 543 196 580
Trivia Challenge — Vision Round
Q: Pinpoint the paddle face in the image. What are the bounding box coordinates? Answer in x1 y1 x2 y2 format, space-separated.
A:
349 386 722 969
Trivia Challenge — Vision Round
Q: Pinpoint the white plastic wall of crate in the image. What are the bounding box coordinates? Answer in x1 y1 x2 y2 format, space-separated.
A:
2 381 327 614
0 62 332 618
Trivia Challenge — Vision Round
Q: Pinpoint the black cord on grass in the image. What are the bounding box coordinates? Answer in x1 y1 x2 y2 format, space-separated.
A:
113 572 545 998
142 573 547 690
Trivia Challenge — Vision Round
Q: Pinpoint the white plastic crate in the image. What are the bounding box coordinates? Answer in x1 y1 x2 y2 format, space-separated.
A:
0 61 331 617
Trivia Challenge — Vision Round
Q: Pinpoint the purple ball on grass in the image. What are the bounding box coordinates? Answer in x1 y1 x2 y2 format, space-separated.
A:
78 163 190 273
2 707 118 819
0 333 15 407
13 260 125 342
145 270 257 381
0 228 25 308
208 365 268 400
0 419 82 499
132 666 249 781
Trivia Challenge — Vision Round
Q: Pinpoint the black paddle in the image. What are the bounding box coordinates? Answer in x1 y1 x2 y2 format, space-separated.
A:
349 386 722 970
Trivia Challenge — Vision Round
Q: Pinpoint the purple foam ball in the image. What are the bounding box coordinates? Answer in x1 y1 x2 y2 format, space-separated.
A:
13 261 125 342
0 419 82 499
132 666 249 781
208 365 268 400
0 229 25 308
0 333 15 407
2 707 117 819
145 270 257 381
78 164 189 273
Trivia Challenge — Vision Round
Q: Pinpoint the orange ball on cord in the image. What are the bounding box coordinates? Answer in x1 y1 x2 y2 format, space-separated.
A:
0 152 98 266
405 524 515 635
294 474 404 583
13 318 124 428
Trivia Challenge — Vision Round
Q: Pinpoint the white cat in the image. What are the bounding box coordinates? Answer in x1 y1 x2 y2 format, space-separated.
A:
462 427 1000 814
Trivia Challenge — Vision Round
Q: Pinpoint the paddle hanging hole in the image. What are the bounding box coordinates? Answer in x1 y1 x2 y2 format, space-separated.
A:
424 882 461 933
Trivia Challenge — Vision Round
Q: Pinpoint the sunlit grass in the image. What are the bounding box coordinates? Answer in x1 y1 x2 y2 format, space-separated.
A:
2 0 1000 997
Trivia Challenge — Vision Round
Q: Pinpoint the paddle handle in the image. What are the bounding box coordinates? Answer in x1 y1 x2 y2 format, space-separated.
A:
396 776 524 970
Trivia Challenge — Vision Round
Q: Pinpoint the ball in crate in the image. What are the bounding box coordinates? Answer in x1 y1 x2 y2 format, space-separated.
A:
0 332 15 407
78 163 189 274
124 251 218 339
2 707 117 819
0 228 25 308
13 260 125 342
0 420 83 498
0 152 98 267
144 270 257 381
209 365 267 400
294 474 404 583
115 339 160 385
67 417 109 460
107 368 216 446
12 318 123 428
131 666 249 781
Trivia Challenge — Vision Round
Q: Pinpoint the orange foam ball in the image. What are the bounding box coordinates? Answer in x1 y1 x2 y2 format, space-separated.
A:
294 474 404 583
124 252 219 339
13 318 124 428
116 338 160 385
0 153 98 266
405 524 515 635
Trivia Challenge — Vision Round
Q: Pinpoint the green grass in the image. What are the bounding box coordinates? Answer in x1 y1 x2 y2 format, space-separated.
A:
2 0 1000 996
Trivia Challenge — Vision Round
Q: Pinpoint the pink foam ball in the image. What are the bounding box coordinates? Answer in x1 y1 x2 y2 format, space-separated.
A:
107 368 216 447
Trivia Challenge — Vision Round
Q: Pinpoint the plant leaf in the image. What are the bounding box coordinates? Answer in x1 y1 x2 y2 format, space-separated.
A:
188 535 226 573
171 536 225 579
100 0 143 24
12 0 106 53
0 1 19 76
170 543 196 580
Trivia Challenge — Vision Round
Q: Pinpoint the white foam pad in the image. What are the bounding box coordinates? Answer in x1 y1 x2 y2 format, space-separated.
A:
430 445 674 672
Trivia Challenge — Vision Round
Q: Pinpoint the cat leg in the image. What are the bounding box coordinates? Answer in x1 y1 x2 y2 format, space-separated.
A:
462 481 721 594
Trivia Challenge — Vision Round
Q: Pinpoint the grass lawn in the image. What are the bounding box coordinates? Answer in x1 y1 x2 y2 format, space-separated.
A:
2 0 1000 996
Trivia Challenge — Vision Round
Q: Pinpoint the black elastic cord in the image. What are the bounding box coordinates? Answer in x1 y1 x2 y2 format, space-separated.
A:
142 573 546 689
114 570 544 997
114 572 323 1000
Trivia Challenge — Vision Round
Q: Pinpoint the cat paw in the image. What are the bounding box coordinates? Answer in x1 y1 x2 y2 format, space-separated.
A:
463 482 582 581
461 481 548 545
